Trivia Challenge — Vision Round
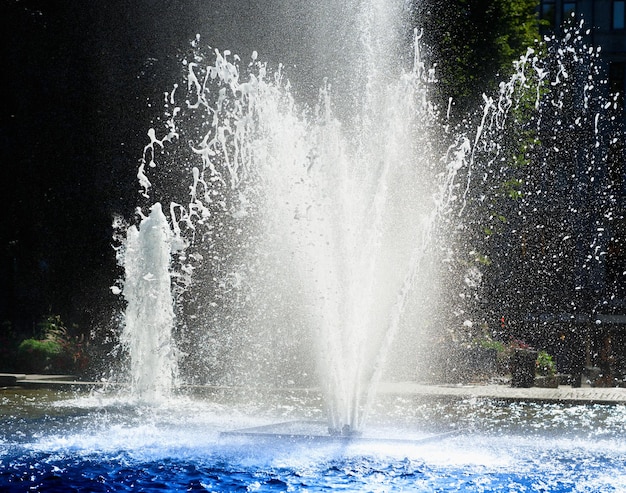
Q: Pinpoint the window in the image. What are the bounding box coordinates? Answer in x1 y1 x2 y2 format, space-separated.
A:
541 0 556 29
614 0 626 30
563 1 576 19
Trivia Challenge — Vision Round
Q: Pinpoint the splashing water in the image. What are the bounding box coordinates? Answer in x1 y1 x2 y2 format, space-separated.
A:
128 0 457 433
118 203 179 403
119 6 621 434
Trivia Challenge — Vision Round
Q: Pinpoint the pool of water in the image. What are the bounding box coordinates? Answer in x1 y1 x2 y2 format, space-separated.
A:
1 389 626 491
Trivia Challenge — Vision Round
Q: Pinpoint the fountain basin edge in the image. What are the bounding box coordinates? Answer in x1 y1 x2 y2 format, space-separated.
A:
219 420 460 444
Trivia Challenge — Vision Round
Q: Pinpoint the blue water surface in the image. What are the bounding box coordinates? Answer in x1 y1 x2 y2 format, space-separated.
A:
1 390 626 492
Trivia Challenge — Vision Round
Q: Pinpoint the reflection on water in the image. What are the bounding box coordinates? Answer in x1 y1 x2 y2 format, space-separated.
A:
1 389 626 491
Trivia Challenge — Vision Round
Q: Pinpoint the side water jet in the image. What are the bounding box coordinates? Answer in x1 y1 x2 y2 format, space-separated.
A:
119 203 179 403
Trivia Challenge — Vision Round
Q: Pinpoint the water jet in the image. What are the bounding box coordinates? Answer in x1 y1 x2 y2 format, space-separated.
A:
126 1 448 435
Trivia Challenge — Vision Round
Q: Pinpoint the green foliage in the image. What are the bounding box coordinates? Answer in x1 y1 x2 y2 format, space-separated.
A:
416 0 541 118
37 314 68 342
478 338 506 352
18 338 62 356
16 315 88 374
503 178 523 200
474 252 492 266
536 350 556 376
17 338 62 372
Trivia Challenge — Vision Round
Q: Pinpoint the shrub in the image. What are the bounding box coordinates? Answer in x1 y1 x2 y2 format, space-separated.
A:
536 350 556 376
17 338 62 373
16 315 89 374
479 338 507 353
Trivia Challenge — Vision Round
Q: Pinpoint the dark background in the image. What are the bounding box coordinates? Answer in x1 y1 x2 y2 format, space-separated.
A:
6 0 620 388
0 0 545 353
5 0 604 380
0 0 347 337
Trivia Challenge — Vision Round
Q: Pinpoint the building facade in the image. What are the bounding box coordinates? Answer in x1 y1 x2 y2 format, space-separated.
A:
541 1 626 94
535 0 626 384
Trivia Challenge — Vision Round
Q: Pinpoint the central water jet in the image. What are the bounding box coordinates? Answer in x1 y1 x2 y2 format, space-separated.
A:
124 0 458 434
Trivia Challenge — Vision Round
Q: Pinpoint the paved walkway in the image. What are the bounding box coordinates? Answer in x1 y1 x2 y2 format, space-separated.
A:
0 373 89 389
377 381 626 405
2 373 626 405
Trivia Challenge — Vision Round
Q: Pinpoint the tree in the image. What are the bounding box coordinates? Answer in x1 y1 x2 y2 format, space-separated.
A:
435 14 623 369
414 0 541 120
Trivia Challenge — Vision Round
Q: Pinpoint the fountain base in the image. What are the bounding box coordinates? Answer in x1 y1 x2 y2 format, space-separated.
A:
220 420 459 444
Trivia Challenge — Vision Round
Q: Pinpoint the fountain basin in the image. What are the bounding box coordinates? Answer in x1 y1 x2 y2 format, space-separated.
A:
220 419 459 444
2 388 626 491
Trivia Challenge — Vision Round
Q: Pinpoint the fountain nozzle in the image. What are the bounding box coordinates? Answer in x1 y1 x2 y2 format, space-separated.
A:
328 424 362 437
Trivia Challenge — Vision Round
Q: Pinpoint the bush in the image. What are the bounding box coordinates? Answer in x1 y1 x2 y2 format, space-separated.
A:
536 350 556 376
17 338 62 373
15 315 89 374
479 338 507 353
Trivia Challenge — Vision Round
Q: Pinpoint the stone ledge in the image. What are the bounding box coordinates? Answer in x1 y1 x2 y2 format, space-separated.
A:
0 374 21 386
3 376 626 405
378 382 626 404
0 373 80 389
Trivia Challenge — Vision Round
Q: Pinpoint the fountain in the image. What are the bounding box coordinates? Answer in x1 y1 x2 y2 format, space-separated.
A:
2 2 626 492
124 0 453 434
118 2 620 433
